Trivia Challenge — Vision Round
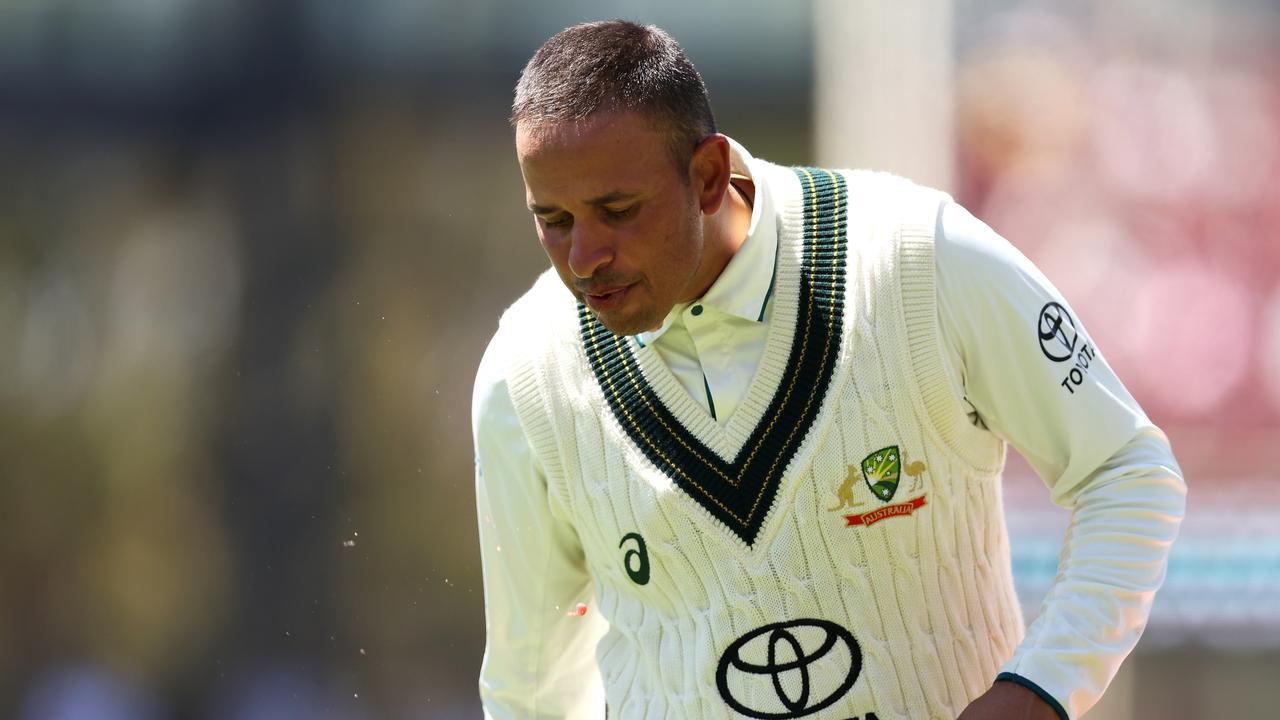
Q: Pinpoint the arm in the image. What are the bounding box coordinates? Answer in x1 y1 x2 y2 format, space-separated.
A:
936 203 1186 720
472 330 608 719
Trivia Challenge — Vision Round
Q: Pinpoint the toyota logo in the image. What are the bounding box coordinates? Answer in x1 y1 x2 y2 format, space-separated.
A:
1037 301 1078 362
715 619 862 719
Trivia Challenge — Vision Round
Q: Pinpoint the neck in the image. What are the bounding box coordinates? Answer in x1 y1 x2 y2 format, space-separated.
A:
687 177 754 301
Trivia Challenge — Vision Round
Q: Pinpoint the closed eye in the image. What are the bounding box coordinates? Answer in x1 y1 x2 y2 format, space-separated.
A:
602 205 637 222
542 214 573 229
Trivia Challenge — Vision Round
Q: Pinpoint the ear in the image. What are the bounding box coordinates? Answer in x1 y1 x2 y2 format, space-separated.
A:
688 134 733 215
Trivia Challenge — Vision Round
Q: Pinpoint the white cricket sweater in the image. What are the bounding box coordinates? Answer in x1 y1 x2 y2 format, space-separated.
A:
500 164 1021 719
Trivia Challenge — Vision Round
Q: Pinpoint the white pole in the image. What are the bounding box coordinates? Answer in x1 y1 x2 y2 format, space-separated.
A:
813 0 956 193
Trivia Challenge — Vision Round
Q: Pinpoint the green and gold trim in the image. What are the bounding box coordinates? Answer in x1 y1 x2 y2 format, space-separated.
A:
579 167 848 546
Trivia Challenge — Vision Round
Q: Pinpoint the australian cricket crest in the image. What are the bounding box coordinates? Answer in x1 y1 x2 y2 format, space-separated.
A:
861 446 901 502
829 444 929 528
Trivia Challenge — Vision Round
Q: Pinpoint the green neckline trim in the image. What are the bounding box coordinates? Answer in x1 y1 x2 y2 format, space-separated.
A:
578 167 849 546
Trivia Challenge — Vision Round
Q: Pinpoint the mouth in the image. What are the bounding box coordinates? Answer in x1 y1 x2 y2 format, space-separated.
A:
583 284 633 312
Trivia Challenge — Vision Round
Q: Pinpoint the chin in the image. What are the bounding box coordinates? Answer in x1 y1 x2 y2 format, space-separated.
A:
593 308 661 337
593 313 644 336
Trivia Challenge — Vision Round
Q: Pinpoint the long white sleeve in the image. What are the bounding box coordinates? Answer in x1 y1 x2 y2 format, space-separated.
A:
472 328 609 719
936 202 1187 719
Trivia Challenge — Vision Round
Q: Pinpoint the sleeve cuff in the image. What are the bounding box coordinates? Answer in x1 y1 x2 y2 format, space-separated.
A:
995 672 1069 720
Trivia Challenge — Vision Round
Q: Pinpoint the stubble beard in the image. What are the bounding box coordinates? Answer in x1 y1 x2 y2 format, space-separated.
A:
585 194 706 337
587 281 659 336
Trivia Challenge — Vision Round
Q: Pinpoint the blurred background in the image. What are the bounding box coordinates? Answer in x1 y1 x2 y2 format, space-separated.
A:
0 0 1276 717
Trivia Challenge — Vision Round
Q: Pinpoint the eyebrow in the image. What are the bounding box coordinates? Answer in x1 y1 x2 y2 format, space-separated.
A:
528 190 638 215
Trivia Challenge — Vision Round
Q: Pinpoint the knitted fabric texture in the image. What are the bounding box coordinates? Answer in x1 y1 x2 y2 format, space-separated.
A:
502 162 1021 719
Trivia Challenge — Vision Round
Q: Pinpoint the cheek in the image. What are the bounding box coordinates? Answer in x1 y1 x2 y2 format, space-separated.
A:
666 211 703 267
535 225 566 260
535 229 580 292
640 223 697 299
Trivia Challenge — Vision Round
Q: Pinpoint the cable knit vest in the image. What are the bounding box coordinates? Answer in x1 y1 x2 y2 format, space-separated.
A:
502 162 1022 719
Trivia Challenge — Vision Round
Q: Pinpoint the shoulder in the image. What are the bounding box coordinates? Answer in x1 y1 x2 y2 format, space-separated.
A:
935 201 1060 303
795 164 952 237
472 268 579 434
498 268 577 331
473 270 570 413
472 326 518 441
835 171 952 273
492 267 582 362
842 169 951 225
755 161 949 240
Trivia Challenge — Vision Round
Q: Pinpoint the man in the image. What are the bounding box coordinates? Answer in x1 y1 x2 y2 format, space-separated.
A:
472 20 1184 720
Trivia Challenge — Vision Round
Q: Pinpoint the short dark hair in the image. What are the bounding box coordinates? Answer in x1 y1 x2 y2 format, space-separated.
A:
512 20 717 171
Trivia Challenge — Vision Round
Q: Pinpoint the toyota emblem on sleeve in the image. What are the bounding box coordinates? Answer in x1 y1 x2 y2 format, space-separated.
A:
715 619 862 719
1037 301 1078 362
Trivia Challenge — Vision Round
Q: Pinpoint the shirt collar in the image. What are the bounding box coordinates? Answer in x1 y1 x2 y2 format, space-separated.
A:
635 137 778 346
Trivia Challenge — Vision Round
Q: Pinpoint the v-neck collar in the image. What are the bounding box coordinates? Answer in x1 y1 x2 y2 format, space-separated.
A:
578 167 850 546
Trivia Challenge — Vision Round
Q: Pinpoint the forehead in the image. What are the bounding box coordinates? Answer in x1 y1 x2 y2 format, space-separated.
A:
516 109 667 156
515 111 677 196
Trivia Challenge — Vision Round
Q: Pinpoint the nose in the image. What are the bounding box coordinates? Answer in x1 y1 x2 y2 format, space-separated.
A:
566 223 614 279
